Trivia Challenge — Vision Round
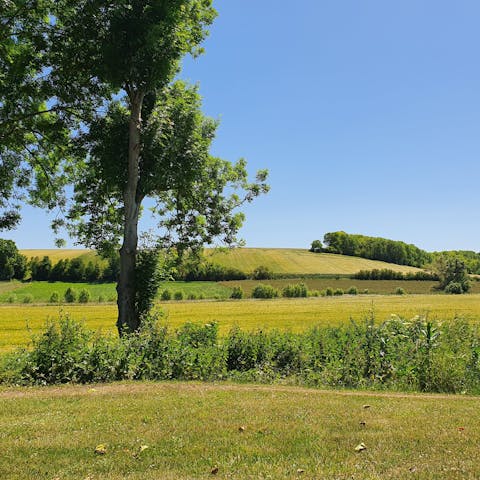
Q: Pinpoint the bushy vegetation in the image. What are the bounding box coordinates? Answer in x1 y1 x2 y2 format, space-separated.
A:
353 268 438 281
230 286 244 299
0 239 27 281
251 284 279 299
251 265 274 280
28 254 118 283
322 231 431 267
282 283 308 298
2 315 480 395
434 256 471 294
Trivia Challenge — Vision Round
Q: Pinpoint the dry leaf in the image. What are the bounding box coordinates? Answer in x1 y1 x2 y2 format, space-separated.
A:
458 427 465 432
94 444 107 455
211 466 219 475
296 468 305 474
139 445 149 453
359 421 366 426
362 405 371 409
238 426 246 432
354 442 367 452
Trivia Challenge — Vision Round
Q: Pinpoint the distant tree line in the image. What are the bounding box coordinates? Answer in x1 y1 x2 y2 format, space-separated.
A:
28 255 120 283
353 269 439 281
316 232 432 267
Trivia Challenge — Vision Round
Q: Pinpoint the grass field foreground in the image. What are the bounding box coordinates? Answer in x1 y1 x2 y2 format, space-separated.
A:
2 294 480 351
0 382 478 479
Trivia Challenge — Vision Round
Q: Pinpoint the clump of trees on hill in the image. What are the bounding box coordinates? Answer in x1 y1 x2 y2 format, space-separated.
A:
318 231 432 267
353 269 438 281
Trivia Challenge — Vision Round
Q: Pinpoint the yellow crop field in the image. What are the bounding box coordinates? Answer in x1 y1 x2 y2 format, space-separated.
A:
206 248 421 275
21 249 92 262
2 294 480 351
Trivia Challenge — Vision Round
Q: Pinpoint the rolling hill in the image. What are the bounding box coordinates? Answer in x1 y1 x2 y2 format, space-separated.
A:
206 248 421 275
20 247 422 276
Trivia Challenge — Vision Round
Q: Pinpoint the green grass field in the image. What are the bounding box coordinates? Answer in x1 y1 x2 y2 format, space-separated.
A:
2 294 480 351
0 381 478 479
207 248 421 275
0 281 230 304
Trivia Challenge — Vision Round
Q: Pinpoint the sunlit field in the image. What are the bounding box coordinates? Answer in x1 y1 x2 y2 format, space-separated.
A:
0 382 478 479
2 294 480 351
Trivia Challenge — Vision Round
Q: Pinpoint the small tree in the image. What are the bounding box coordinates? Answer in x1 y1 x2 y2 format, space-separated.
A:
0 239 27 280
310 240 323 253
433 255 471 293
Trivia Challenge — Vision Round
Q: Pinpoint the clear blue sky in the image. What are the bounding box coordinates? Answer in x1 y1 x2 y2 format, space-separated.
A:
6 0 480 251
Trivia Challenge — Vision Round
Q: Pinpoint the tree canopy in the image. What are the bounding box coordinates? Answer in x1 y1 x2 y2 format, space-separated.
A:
1 1 269 332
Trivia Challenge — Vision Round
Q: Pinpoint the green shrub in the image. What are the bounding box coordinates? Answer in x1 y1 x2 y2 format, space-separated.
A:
187 293 197 300
320 290 326 297
309 290 320 297
282 283 308 298
3 314 480 394
7 294 16 304
395 287 406 295
160 289 172 301
22 294 33 304
78 289 91 303
333 288 344 296
98 295 105 303
363 289 369 294
49 292 60 304
174 291 184 301
325 287 334 296
252 284 279 299
251 265 274 280
445 282 464 294
230 286 244 299
64 287 77 303
347 286 358 295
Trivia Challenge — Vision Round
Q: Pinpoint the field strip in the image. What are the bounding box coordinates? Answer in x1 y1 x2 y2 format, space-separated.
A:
2 294 480 351
1 381 478 401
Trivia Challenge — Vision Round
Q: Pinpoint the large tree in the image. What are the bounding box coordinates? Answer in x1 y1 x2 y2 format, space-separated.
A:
2 1 268 332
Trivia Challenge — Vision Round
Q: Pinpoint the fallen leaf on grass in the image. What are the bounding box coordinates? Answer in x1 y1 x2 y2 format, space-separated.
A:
354 442 367 452
211 466 219 475
458 427 465 432
296 468 305 474
238 426 246 432
359 421 366 426
362 405 371 409
94 444 107 455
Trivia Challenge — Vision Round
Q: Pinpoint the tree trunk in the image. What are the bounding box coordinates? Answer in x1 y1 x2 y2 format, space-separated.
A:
117 90 145 334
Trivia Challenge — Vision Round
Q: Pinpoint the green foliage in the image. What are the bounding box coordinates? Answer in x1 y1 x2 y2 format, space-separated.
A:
7 294 16 304
251 284 279 299
251 265 274 280
354 269 438 281
434 256 471 293
78 289 90 303
445 282 464 294
333 288 344 296
64 287 77 303
49 292 60 304
174 291 184 301
134 247 163 319
230 286 244 299
0 239 27 280
4 315 480 394
160 289 172 301
282 283 308 298
325 287 334 296
323 232 431 267
395 287 406 295
347 286 358 295
310 240 323 253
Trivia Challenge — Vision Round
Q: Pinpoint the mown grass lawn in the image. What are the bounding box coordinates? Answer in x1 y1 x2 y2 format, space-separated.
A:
2 294 480 351
0 382 478 479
